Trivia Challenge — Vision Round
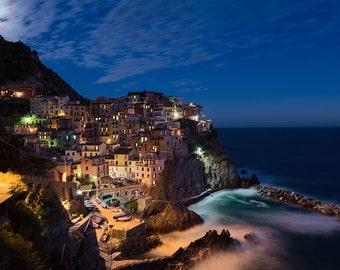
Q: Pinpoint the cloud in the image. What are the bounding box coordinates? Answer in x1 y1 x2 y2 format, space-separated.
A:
1 0 339 85
1 0 58 41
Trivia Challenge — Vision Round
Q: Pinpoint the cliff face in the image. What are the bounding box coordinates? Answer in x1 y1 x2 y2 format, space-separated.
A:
149 125 240 201
151 154 239 201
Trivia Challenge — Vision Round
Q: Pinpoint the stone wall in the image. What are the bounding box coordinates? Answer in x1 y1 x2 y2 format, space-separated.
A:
110 222 147 257
22 174 79 202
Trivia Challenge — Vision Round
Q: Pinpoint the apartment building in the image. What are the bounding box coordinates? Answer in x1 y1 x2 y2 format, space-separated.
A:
132 152 166 187
106 147 139 179
81 155 109 185
80 141 106 157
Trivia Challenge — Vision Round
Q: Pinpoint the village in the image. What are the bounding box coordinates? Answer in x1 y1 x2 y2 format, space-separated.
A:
1 82 212 221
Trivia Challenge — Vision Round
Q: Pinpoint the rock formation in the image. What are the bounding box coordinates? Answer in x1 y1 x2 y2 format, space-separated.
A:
257 186 340 218
145 203 204 234
148 124 240 201
116 228 238 270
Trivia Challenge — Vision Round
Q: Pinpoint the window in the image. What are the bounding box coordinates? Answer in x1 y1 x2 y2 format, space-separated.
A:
85 166 88 170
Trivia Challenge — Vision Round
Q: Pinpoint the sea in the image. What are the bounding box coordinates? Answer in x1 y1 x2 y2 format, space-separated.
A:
147 127 340 270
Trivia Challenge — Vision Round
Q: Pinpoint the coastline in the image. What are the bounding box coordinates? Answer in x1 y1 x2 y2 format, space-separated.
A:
113 184 340 269
256 185 340 219
182 188 225 207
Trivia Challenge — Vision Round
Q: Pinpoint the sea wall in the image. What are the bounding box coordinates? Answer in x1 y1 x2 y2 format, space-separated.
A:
256 186 340 218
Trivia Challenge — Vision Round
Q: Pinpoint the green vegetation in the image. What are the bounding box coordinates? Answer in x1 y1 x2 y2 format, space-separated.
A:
0 98 30 127
19 114 38 125
0 182 68 269
177 118 219 153
124 198 139 214
0 37 35 84
0 222 45 270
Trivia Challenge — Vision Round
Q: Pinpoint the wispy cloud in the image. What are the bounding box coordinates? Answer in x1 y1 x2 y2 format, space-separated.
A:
1 0 58 40
1 0 339 85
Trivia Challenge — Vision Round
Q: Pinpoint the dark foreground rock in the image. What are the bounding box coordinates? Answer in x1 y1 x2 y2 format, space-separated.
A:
145 202 204 234
257 186 340 218
116 228 238 270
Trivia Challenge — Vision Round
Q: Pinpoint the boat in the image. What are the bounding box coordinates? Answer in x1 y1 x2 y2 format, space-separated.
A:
91 214 103 224
91 221 99 228
100 232 109 242
116 216 132 222
113 212 127 219
82 219 93 236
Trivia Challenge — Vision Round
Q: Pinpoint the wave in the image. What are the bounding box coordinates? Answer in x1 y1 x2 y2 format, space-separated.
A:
146 189 340 269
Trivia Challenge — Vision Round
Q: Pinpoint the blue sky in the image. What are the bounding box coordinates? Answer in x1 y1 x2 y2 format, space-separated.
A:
1 0 339 127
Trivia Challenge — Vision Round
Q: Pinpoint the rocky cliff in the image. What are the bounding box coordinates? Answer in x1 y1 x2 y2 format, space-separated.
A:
148 122 240 201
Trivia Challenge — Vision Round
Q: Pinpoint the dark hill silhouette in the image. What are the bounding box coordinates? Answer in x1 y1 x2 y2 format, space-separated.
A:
0 35 88 103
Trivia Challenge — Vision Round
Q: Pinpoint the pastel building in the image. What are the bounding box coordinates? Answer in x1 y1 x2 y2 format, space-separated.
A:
106 147 139 179
132 152 166 187
81 155 109 185
80 142 107 157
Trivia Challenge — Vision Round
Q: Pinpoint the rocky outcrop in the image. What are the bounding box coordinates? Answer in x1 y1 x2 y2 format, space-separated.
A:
257 186 340 218
148 122 241 202
150 156 206 201
239 173 260 188
244 232 258 247
149 147 240 202
116 228 238 270
145 203 204 234
201 151 240 189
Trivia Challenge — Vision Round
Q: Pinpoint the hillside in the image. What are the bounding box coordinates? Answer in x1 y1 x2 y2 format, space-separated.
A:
0 35 87 103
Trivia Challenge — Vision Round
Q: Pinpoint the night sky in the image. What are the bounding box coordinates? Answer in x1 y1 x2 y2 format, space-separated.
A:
1 0 339 127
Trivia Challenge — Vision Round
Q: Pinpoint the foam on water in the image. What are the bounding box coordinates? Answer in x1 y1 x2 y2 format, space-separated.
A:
147 189 340 269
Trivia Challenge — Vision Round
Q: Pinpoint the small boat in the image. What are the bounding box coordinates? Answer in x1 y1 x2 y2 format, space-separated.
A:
91 221 99 228
82 219 93 236
100 232 109 242
91 214 103 224
113 212 127 219
117 216 132 222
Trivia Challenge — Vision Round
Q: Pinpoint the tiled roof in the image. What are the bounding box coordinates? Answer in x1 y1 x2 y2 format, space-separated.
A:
114 147 134 154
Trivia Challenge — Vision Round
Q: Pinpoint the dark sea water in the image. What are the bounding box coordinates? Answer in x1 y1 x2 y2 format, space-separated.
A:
217 127 340 204
148 128 340 269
